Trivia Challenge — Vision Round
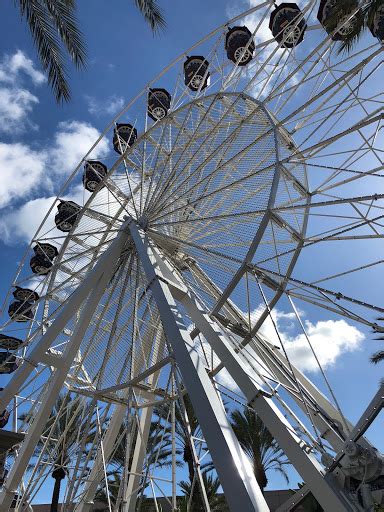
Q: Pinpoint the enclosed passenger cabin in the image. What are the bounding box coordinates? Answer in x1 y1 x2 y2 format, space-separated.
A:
55 200 81 232
269 3 306 48
113 124 137 154
184 56 210 91
225 26 255 65
369 5 384 40
0 353 18 374
33 243 58 259
8 301 34 322
13 287 39 303
148 89 171 121
0 334 23 351
30 243 58 275
83 160 107 192
317 0 361 41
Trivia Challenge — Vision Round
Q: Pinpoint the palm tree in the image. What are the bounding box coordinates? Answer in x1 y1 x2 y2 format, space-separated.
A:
133 0 166 32
324 0 384 52
96 419 180 507
372 318 384 365
13 0 165 103
229 407 290 491
180 472 227 512
156 394 207 509
20 393 96 512
371 350 384 364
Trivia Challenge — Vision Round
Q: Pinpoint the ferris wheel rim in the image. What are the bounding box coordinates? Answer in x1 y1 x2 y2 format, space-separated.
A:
5 0 381 315
1 2 384 509
0 2 279 323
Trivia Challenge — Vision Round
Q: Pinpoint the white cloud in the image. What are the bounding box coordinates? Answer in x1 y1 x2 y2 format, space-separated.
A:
282 318 364 372
0 142 46 208
0 184 90 245
0 120 109 217
0 88 39 132
0 50 45 86
0 195 56 244
203 305 364 396
86 95 125 117
50 120 110 172
257 307 364 372
0 50 45 134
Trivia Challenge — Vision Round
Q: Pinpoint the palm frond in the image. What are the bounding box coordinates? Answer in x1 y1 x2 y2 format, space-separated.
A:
17 0 70 102
371 350 384 364
133 0 166 33
338 0 384 52
45 0 87 69
230 407 289 489
16 0 87 102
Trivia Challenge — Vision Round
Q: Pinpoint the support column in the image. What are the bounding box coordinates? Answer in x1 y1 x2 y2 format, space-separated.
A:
0 270 116 509
77 320 165 511
129 220 269 512
180 293 356 512
0 222 131 510
123 329 165 512
0 221 131 415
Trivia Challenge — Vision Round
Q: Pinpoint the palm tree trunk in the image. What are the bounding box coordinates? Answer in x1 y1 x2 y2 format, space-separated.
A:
50 467 66 512
184 445 204 511
50 477 61 512
254 463 268 493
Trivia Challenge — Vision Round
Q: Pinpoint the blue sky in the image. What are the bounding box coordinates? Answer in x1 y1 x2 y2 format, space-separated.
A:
0 0 383 505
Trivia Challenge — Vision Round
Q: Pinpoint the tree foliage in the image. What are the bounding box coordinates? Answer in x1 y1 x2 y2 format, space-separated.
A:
229 407 290 490
14 0 166 103
324 0 384 52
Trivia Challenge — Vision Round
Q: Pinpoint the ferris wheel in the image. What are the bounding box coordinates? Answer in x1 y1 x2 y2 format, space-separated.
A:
1 0 384 510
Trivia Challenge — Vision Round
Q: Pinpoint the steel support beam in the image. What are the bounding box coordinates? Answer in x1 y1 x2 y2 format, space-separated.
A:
75 393 130 512
0 221 131 510
76 320 165 512
128 219 269 512
123 328 165 512
0 221 131 415
179 293 358 512
193 262 374 456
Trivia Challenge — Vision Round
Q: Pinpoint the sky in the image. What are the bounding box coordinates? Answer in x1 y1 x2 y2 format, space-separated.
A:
0 0 383 505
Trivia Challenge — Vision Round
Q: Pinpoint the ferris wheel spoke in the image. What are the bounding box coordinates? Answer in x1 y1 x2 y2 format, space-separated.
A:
296 104 383 170
276 50 383 136
147 94 249 213
149 140 277 225
3 3 384 509
273 45 363 124
268 30 380 110
141 121 181 215
310 152 384 195
289 159 384 183
252 264 384 316
144 100 217 213
152 91 275 206
295 111 383 167
250 212 384 274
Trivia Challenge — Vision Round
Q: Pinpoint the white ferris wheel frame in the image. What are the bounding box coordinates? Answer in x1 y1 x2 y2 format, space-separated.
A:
0 1 384 511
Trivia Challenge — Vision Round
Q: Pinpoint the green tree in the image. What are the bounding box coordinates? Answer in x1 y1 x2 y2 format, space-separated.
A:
180 472 227 511
229 407 290 491
13 0 165 103
372 317 384 365
324 0 384 52
156 394 207 510
20 393 96 512
371 350 384 364
96 419 180 507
